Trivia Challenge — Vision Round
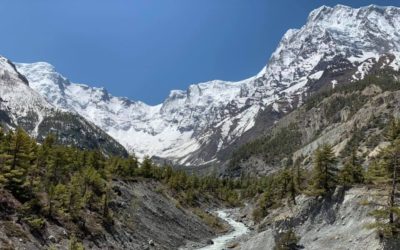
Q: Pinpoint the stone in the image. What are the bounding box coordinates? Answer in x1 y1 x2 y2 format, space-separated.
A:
227 242 239 248
48 235 57 243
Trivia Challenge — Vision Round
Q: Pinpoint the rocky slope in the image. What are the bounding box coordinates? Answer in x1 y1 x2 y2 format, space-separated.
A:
16 4 400 166
0 179 222 250
235 187 384 250
0 56 127 156
226 71 400 177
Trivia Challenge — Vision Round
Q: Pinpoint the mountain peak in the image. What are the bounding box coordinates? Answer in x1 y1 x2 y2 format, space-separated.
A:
306 4 400 26
17 61 57 76
15 5 400 166
307 5 331 22
0 56 29 86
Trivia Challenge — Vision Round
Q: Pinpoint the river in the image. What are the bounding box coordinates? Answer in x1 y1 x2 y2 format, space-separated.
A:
198 210 249 250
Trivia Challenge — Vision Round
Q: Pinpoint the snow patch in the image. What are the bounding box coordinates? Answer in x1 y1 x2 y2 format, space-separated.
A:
331 80 338 89
308 70 324 80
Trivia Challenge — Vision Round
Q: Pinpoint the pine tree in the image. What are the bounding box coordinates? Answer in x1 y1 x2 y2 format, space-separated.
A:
278 167 291 199
101 180 113 224
383 121 400 237
0 127 9 187
35 134 54 182
2 128 32 199
140 156 153 178
276 164 297 205
288 169 297 205
369 120 400 238
339 148 364 187
366 160 387 185
27 140 40 191
125 155 138 176
45 146 68 216
293 157 305 192
87 150 106 171
310 144 338 196
82 166 105 210
68 173 84 219
109 155 138 177
53 183 69 214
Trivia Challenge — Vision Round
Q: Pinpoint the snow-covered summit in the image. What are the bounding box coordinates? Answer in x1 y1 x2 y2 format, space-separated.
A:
0 57 53 135
0 56 127 156
16 5 400 165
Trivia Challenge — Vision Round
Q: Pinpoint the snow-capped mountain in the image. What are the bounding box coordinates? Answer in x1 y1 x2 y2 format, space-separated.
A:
0 56 51 134
16 4 400 166
0 56 127 156
17 62 260 165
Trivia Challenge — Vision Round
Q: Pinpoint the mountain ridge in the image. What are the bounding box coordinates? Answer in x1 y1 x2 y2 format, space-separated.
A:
0 56 128 156
15 4 400 166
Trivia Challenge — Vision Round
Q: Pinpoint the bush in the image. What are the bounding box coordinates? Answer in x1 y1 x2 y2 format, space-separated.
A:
24 216 45 232
68 235 85 250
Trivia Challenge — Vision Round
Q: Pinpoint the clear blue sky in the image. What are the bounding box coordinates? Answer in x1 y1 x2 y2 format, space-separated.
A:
0 0 398 104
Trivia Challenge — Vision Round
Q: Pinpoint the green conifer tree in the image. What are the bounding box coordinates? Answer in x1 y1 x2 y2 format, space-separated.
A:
310 144 338 196
339 148 364 187
2 128 32 199
369 120 400 238
140 156 153 178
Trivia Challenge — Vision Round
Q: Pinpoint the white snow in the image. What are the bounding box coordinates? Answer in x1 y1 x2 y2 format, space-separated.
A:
308 70 324 80
348 52 379 64
17 62 261 164
272 102 280 112
15 4 400 166
0 57 54 133
331 80 338 89
354 58 376 80
389 52 400 71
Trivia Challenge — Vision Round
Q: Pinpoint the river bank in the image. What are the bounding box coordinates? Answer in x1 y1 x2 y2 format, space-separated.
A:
198 210 249 250
178 209 250 250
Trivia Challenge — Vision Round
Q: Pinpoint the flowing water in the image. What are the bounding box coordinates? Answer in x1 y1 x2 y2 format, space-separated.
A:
198 210 249 250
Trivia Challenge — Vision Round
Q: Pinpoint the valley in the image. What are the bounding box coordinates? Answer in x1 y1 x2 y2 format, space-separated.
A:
2 3 400 250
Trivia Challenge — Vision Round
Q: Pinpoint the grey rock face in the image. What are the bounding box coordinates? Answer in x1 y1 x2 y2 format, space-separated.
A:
239 187 383 250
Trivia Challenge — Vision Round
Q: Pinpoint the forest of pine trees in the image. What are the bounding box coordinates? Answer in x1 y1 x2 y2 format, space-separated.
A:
2 118 400 248
0 126 247 248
